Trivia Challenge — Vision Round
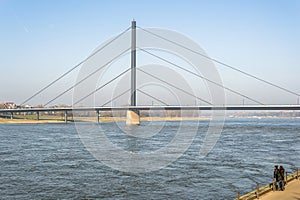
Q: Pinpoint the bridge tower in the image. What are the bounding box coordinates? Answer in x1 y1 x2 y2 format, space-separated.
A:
126 19 140 125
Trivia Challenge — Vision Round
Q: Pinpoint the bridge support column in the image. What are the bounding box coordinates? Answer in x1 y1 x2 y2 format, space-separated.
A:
64 111 68 124
126 20 140 126
130 20 137 107
36 112 39 120
10 112 13 120
126 109 140 126
96 110 100 123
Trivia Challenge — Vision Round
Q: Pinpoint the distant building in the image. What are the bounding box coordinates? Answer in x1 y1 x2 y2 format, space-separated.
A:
2 102 17 109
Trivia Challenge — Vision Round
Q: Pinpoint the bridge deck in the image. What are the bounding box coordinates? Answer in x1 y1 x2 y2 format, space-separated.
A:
0 105 300 113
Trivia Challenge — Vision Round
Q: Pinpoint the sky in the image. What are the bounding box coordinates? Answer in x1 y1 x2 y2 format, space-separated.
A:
0 0 299 106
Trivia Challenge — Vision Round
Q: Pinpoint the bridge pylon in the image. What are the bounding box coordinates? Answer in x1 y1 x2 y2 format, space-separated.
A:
126 19 140 126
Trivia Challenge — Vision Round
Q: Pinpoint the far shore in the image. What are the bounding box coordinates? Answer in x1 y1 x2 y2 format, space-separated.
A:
0 116 211 124
0 118 66 124
0 115 299 124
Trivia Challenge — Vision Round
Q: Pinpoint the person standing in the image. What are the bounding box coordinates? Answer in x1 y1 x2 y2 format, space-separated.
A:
274 165 280 190
279 166 285 191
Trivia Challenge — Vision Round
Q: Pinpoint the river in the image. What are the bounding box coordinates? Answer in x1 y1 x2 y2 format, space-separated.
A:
1 118 300 199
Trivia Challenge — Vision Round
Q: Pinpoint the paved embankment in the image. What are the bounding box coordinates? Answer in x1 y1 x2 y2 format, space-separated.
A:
236 170 300 200
259 179 300 200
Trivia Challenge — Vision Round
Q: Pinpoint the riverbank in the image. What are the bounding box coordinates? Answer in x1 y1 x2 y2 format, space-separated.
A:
259 179 300 200
0 118 66 124
0 116 212 124
236 169 300 200
1 115 299 124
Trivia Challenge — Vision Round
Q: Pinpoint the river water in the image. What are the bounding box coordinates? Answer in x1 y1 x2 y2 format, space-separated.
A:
1 118 300 199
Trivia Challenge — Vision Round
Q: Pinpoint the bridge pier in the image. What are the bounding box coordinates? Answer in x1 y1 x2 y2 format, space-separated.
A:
36 112 39 120
10 112 13 120
126 109 140 126
64 111 68 123
96 110 100 123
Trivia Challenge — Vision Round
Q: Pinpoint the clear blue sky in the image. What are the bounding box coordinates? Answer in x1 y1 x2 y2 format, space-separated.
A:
0 0 299 105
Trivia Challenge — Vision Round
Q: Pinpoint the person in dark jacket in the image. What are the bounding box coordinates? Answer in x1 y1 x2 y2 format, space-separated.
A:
274 165 279 190
279 166 285 191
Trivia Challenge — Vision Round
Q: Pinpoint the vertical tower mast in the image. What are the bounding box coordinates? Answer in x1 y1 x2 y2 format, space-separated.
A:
126 20 140 126
131 20 136 106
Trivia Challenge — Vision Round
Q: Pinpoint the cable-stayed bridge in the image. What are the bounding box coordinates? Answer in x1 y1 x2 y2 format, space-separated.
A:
0 20 299 124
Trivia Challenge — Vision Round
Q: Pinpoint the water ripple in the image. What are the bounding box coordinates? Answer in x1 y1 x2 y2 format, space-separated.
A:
0 118 300 199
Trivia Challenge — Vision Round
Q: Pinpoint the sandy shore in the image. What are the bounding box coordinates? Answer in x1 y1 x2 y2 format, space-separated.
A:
0 116 212 124
0 118 66 124
1 115 298 124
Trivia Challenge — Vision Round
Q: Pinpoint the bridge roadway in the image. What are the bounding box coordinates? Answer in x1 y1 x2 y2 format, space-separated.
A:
0 105 300 114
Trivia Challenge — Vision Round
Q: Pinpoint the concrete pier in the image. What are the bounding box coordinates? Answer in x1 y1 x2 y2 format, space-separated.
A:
64 111 68 123
126 110 140 126
96 110 100 123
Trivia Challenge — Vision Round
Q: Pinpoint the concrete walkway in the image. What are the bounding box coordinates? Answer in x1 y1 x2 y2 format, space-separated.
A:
259 179 300 200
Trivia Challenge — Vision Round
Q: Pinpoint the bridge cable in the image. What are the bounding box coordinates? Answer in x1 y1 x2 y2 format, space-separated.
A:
44 48 130 106
21 26 131 106
101 88 169 107
137 89 169 106
139 48 264 105
74 68 131 105
137 26 300 97
101 88 131 107
137 68 213 105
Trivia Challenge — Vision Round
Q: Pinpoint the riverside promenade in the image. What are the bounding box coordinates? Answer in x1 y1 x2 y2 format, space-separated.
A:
236 169 300 200
260 179 300 200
